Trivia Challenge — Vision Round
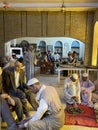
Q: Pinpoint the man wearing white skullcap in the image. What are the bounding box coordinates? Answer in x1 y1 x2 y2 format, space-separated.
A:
82 72 88 77
80 72 95 107
72 73 78 80
64 73 81 104
92 79 98 103
19 78 65 130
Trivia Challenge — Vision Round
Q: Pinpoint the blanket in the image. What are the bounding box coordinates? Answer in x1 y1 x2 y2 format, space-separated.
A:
65 104 98 127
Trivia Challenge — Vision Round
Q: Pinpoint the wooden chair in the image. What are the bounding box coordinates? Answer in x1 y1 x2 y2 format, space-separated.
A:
45 62 54 74
40 60 46 74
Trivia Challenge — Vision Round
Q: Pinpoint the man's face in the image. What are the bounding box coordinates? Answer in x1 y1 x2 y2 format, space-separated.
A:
28 84 39 94
29 46 34 51
71 77 77 82
72 79 77 82
16 63 23 72
82 77 88 81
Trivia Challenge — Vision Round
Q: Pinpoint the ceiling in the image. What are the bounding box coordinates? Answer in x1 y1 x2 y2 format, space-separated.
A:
1 0 98 3
0 0 98 11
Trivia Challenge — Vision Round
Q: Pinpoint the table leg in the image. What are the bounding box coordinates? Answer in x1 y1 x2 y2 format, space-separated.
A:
58 70 60 83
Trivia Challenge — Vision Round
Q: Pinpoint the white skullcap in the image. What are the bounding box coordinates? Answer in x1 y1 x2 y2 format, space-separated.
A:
82 73 88 77
72 73 78 80
27 78 39 86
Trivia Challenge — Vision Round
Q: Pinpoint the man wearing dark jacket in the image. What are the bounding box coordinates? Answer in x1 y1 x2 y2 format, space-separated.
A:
2 62 30 117
0 66 23 121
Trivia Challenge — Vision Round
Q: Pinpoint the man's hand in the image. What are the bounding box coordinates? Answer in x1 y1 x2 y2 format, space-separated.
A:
8 97 15 106
1 93 8 99
18 116 32 128
82 89 87 94
1 93 15 106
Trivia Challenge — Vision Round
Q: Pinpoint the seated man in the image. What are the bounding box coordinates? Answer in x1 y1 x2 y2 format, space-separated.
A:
43 51 54 74
92 79 98 103
64 73 81 105
68 51 73 64
16 59 39 110
45 61 54 74
80 73 95 107
40 60 46 74
0 66 23 122
53 52 60 62
2 62 30 117
19 78 65 130
0 96 17 130
2 61 38 118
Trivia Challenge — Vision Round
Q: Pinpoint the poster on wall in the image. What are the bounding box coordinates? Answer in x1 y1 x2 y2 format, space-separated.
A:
47 45 53 53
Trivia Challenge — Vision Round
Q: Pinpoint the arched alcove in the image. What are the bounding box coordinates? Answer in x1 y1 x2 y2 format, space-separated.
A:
54 41 63 57
38 41 46 57
71 41 80 58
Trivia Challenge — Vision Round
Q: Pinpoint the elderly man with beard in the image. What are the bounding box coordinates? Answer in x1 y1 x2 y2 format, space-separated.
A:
92 79 98 103
80 73 95 107
19 78 65 130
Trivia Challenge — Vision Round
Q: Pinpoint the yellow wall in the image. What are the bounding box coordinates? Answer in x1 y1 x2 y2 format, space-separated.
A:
92 21 98 66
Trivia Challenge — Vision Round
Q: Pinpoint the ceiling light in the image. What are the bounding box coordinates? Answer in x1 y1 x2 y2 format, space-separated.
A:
3 2 9 9
61 0 65 12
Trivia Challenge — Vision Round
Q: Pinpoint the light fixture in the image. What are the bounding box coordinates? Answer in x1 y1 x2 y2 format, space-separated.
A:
2 0 9 9
61 0 65 12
